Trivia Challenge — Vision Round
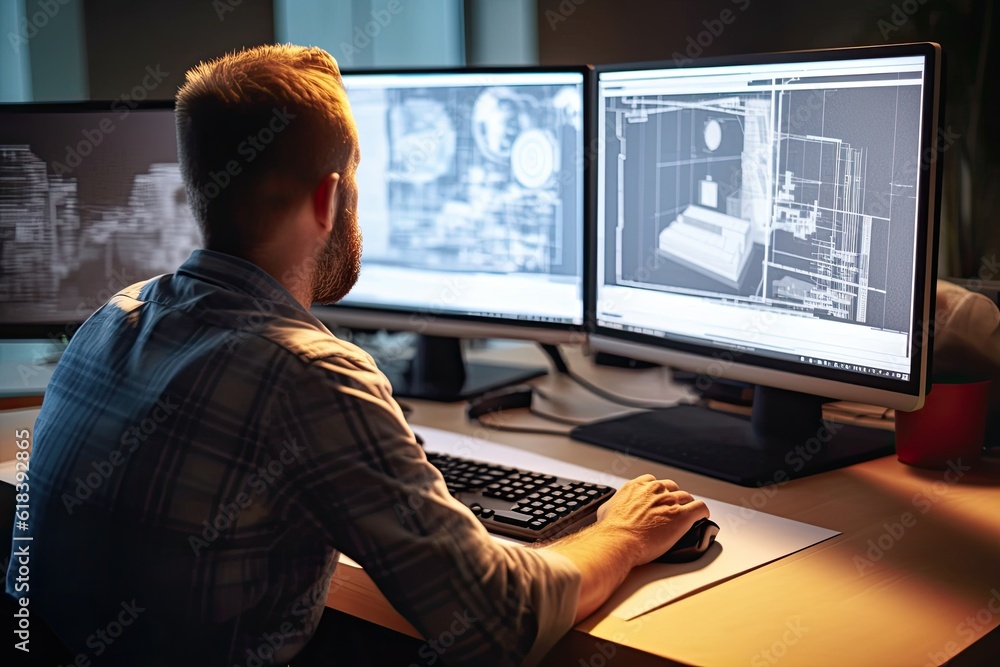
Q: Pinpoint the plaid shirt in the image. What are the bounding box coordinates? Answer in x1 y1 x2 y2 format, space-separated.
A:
7 249 580 666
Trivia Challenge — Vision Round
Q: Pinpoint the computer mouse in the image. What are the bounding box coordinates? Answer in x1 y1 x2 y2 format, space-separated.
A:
654 518 720 564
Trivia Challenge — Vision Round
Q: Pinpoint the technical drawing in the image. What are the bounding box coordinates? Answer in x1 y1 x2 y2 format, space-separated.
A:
352 83 582 276
606 80 919 333
657 204 752 289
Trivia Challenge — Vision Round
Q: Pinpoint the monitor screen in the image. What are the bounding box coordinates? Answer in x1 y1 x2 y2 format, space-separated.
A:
0 103 200 337
336 69 587 330
592 47 941 405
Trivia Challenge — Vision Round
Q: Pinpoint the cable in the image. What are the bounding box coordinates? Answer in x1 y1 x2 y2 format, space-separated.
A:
527 406 594 426
528 385 617 426
469 413 569 436
537 344 677 410
465 383 604 429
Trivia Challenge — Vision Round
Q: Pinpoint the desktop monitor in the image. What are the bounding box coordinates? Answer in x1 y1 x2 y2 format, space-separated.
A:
314 67 590 400
0 101 200 343
575 43 944 485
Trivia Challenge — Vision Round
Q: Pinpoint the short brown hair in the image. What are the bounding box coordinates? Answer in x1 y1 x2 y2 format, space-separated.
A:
176 44 357 254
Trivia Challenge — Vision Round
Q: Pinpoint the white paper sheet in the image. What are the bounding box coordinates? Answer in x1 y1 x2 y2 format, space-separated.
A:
414 425 840 621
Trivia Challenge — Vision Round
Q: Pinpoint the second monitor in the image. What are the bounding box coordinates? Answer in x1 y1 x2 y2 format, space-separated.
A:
315 68 589 401
576 43 944 485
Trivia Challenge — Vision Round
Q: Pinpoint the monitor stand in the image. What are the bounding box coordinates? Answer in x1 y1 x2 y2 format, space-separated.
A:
570 386 895 487
384 335 546 403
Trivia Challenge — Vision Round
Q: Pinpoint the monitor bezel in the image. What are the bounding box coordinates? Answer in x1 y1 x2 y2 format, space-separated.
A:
587 42 943 410
313 64 594 345
0 99 177 341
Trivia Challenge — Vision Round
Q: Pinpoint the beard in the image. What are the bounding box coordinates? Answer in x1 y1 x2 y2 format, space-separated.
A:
312 185 362 305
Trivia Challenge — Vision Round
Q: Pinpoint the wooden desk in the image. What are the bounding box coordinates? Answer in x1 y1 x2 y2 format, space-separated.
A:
3 345 997 664
327 344 1000 666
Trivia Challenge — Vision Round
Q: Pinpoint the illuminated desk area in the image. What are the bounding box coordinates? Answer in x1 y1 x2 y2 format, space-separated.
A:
324 345 1000 666
1 344 997 665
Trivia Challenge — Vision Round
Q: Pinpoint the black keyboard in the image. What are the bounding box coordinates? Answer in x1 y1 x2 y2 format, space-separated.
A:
426 451 615 541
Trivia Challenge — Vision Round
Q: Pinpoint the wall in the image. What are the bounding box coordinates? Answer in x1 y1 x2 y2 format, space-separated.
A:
82 0 275 101
274 0 465 69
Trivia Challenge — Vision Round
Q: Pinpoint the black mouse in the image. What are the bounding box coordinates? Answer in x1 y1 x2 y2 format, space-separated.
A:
655 518 720 564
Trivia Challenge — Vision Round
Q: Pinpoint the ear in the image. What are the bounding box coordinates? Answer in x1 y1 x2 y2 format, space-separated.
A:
311 173 340 234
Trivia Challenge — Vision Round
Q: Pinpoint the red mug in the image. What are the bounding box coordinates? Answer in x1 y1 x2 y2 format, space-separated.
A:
895 376 991 469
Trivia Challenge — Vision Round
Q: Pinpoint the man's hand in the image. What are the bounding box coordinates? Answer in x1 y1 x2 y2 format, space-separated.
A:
541 474 710 623
595 474 710 567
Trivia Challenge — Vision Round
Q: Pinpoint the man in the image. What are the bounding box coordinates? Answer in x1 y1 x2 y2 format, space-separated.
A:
6 45 708 665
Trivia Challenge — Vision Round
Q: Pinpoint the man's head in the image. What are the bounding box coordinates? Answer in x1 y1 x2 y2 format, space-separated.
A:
176 44 362 304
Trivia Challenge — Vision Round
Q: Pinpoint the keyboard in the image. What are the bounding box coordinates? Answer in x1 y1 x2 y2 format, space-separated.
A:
426 451 616 541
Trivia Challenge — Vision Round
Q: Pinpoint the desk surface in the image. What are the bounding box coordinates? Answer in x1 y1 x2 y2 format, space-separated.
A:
2 344 997 665
327 344 1000 666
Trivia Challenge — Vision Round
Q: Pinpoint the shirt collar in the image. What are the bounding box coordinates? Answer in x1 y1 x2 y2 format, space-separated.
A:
175 249 330 330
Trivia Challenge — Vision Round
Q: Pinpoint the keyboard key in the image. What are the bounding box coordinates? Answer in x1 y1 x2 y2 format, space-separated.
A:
492 510 533 528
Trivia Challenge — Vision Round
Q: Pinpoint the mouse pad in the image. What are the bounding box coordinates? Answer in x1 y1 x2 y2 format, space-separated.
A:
414 425 840 621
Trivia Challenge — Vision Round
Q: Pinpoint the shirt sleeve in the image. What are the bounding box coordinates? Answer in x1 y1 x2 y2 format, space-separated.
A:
268 347 582 666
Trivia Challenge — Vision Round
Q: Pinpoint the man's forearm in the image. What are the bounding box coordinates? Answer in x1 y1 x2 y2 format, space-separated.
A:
537 523 641 624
